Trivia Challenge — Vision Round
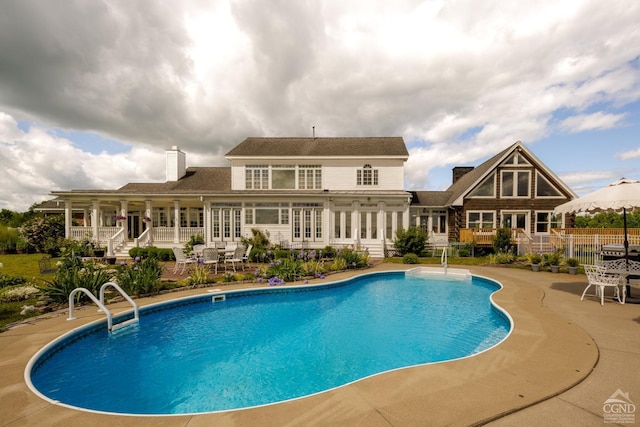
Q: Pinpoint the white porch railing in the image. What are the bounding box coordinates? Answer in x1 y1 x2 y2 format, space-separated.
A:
108 228 125 256
135 227 153 248
150 227 204 243
69 226 121 246
180 227 204 241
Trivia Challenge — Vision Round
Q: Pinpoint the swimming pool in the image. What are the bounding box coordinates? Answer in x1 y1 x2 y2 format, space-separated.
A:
26 269 511 415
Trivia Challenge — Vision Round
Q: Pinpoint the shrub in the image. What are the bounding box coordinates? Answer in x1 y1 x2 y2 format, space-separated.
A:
330 257 347 271
301 259 326 277
493 227 514 254
41 250 114 303
336 247 368 268
114 257 162 295
458 248 470 257
393 227 428 256
267 258 303 282
0 284 41 303
0 273 29 289
241 228 270 252
488 252 515 264
566 257 579 267
544 250 562 266
187 264 211 287
528 253 543 265
402 253 420 264
20 215 65 254
320 246 336 259
183 234 204 254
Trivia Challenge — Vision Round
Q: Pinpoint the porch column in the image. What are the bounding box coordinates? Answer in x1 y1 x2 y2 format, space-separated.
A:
64 200 72 239
203 200 211 246
82 208 89 227
352 200 360 246
145 200 153 243
119 200 128 240
378 201 385 245
174 200 180 243
324 198 332 247
91 200 100 243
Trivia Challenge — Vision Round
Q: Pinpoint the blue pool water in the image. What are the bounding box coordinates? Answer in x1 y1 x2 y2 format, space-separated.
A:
28 270 511 415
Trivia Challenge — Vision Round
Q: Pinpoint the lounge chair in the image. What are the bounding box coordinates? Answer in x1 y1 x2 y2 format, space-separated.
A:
202 247 219 274
172 247 197 274
581 264 625 305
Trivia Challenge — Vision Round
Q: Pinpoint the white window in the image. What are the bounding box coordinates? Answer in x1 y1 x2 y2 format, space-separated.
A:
357 164 379 186
501 170 530 198
245 165 269 189
468 211 495 229
298 165 322 189
535 212 562 233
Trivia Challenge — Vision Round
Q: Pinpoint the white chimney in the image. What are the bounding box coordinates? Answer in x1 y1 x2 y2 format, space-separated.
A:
166 146 186 181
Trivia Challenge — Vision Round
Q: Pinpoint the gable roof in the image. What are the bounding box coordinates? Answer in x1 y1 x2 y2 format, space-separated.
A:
226 137 409 158
444 141 577 206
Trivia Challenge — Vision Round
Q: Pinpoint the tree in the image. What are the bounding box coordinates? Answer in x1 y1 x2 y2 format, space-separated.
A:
574 211 640 228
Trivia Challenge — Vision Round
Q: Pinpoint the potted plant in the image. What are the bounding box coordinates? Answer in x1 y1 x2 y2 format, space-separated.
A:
92 246 106 258
545 251 562 273
566 257 579 274
529 253 542 272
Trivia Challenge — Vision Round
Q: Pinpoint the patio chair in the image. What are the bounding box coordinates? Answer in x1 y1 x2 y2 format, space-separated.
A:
242 244 253 266
192 244 206 257
172 247 197 274
225 246 245 272
581 264 625 305
201 247 219 274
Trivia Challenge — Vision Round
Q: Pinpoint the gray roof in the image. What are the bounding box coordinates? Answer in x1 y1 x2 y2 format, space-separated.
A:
226 137 408 158
410 191 453 207
118 167 231 193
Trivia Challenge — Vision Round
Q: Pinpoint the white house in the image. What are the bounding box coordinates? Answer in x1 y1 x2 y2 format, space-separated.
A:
46 137 576 257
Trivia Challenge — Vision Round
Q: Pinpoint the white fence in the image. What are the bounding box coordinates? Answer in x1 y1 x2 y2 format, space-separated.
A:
518 232 640 265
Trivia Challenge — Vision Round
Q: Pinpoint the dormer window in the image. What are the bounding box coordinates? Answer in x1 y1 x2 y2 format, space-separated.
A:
357 164 378 186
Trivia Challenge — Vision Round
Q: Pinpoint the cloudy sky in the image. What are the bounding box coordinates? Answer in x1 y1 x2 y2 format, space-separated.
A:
1 0 640 212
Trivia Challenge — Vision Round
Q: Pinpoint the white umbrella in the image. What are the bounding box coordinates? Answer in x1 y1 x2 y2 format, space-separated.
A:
555 178 640 260
555 178 640 301
554 178 640 215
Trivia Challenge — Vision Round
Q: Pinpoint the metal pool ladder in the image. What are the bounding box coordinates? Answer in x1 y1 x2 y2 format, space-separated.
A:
67 282 139 332
441 246 448 273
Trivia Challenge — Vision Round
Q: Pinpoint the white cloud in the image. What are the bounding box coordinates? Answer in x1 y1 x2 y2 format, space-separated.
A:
559 112 627 133
0 0 640 210
617 147 640 160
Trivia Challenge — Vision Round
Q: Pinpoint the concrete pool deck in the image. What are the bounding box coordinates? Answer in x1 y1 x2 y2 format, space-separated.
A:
1 264 638 426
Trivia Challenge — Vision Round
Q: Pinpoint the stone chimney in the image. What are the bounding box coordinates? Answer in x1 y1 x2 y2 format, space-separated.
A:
452 166 474 184
166 146 186 181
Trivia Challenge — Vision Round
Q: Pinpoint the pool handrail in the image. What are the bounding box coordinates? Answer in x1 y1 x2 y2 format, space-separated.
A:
441 246 448 273
67 288 114 332
99 281 139 323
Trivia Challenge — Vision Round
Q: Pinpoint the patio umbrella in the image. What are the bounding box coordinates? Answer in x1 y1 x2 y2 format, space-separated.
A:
554 178 640 263
554 178 640 303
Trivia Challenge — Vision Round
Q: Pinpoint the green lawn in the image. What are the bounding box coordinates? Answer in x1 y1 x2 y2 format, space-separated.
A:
0 253 51 278
0 253 55 331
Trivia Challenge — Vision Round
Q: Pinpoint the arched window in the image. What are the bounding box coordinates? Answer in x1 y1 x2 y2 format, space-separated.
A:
357 164 378 186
